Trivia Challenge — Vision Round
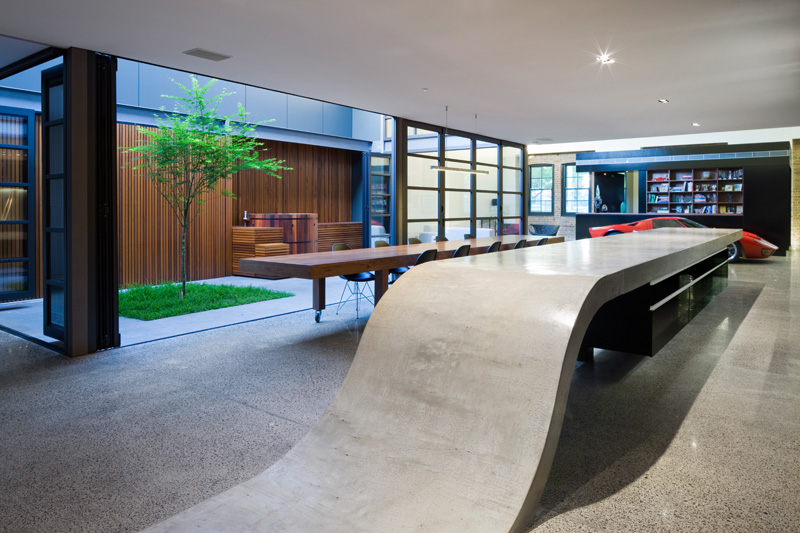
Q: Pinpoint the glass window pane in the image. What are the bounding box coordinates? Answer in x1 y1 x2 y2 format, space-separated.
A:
371 195 389 215
477 218 498 237
502 146 522 168
476 192 498 218
503 168 522 192
47 231 65 281
0 223 28 259
407 156 439 187
407 221 439 243
476 165 498 191
502 218 521 235
578 173 591 188
370 156 390 175
503 193 522 216
47 179 64 227
47 83 64 122
530 166 542 179
445 190 471 219
443 161 471 189
0 186 28 221
0 149 28 183
407 188 439 219
445 135 471 161
408 128 439 157
0 114 28 145
47 125 64 175
0 261 28 292
49 285 65 328
444 220 474 241
371 174 389 195
476 141 498 165
383 118 393 139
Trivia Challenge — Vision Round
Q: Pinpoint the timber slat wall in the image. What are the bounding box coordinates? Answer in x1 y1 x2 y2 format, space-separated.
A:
318 222 363 252
18 121 357 292
118 124 231 286
118 124 356 286
232 226 284 274
233 141 353 226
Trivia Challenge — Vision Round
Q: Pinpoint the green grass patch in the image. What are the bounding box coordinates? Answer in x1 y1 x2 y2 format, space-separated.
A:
119 283 294 320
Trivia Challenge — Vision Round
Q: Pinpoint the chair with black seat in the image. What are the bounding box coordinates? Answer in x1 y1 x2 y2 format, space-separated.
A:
464 234 475 239
535 237 548 246
486 241 501 253
513 239 527 249
332 243 374 318
452 244 471 258
408 237 422 244
375 240 390 247
390 248 437 284
434 236 448 242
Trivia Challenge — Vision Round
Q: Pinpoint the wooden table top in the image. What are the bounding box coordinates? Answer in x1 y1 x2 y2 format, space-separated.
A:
239 235 564 279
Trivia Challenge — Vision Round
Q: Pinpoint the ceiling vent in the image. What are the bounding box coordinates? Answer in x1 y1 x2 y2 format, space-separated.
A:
182 48 231 62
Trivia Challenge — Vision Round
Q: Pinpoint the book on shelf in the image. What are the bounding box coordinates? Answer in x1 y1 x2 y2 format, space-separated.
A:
733 183 742 191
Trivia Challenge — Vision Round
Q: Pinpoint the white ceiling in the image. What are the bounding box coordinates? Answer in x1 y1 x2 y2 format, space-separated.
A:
1 0 799 145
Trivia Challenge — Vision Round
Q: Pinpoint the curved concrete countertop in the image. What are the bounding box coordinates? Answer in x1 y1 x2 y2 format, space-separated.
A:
146 228 741 532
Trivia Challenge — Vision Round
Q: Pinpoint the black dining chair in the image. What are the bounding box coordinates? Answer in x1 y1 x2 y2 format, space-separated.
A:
332 243 374 318
452 244 471 258
408 237 422 244
486 241 501 253
390 248 437 284
513 239 527 249
434 236 448 242
375 240 390 247
535 237 548 246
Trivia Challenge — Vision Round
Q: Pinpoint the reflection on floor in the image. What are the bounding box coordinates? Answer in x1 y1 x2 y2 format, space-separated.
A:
0 257 797 532
0 276 354 348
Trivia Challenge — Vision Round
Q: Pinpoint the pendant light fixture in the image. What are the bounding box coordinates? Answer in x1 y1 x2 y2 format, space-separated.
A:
431 105 489 175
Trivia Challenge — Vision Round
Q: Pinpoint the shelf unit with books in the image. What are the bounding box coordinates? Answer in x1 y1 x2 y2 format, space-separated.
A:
645 167 743 215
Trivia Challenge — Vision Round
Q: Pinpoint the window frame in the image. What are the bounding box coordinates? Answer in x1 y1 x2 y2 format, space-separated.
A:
561 163 592 215
528 164 554 216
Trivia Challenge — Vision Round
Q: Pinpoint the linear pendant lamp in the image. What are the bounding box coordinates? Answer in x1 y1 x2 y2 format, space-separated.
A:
431 107 489 175
430 165 489 175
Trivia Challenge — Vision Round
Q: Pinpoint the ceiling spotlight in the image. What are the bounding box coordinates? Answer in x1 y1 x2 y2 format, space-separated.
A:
658 99 670 104
692 122 701 127
596 54 615 64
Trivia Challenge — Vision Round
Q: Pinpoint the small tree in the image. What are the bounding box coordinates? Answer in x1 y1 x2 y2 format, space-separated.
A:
127 76 290 297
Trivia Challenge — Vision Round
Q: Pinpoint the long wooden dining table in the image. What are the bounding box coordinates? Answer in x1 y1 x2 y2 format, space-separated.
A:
239 234 565 321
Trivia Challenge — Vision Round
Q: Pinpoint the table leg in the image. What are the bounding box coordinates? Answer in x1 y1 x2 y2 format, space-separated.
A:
313 278 325 322
374 269 389 304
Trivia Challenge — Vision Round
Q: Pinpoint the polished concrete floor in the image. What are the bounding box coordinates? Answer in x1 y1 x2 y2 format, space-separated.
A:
0 256 797 532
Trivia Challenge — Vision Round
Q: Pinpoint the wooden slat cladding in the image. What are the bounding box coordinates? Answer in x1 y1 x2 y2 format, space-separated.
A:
118 124 230 286
232 141 353 226
16 121 356 291
318 222 362 252
232 226 284 274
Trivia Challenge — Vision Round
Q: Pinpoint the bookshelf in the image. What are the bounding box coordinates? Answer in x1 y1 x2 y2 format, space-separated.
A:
646 168 743 215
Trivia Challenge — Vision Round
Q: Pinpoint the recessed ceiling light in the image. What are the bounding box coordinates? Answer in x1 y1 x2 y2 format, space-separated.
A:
658 99 670 104
183 48 231 62
596 54 615 64
692 122 701 127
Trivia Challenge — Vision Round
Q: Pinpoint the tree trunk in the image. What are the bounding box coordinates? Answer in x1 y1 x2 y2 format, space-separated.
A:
180 223 187 298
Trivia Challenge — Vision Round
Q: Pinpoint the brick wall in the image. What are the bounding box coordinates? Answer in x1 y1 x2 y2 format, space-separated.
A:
527 152 586 240
792 139 799 250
